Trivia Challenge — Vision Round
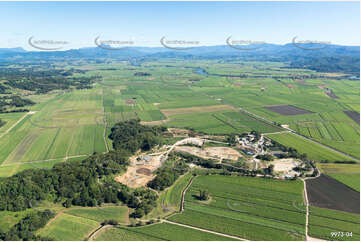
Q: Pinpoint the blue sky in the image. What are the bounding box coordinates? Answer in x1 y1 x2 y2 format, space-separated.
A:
0 1 359 50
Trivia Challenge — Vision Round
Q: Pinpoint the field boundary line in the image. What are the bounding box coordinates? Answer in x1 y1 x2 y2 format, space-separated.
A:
101 88 110 153
262 130 290 135
278 127 359 162
232 104 358 161
307 212 360 225
38 209 67 233
87 224 112 241
180 175 195 212
163 220 246 241
184 203 306 234
0 111 34 139
64 126 76 161
208 193 306 214
0 154 89 167
191 188 301 208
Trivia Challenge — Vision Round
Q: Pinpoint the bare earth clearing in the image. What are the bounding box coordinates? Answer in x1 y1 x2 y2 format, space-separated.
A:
115 136 235 188
175 145 241 161
115 154 162 188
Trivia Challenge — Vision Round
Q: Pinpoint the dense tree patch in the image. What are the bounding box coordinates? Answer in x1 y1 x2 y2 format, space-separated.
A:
0 210 55 241
109 119 166 153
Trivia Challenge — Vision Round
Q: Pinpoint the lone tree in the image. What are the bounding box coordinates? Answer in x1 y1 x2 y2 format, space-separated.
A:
199 190 210 201
267 164 274 176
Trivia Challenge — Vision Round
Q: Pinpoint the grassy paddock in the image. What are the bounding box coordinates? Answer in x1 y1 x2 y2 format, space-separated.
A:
36 213 99 240
169 175 306 241
95 222 237 241
308 206 360 241
266 133 351 162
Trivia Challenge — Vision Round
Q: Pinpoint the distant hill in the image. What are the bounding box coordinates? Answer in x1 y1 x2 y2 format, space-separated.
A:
0 47 26 53
0 44 359 75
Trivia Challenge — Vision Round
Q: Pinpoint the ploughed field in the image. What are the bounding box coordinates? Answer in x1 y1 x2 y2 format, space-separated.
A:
168 175 307 241
305 174 360 214
344 110 360 125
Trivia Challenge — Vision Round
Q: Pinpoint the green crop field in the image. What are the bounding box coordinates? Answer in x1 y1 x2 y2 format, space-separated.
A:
308 206 360 241
0 113 25 134
143 172 194 220
0 88 107 174
36 213 99 241
317 163 360 191
266 133 352 162
168 175 306 240
65 206 129 224
0 159 64 177
163 172 193 210
1 60 359 177
326 174 360 192
95 222 237 241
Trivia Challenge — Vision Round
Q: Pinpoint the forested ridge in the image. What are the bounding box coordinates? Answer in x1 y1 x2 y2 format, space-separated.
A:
0 95 35 113
0 66 97 94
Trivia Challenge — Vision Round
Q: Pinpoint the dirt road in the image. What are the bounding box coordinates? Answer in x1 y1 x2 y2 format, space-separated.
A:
163 220 246 241
87 225 112 241
0 111 36 139
301 171 322 241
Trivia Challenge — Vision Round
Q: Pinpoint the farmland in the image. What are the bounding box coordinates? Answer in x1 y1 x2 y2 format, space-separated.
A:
0 58 359 241
308 206 360 241
1 59 359 178
265 105 314 115
168 175 307 240
65 206 129 224
318 163 360 191
266 132 352 162
36 213 99 240
0 88 108 176
95 222 236 241
306 174 360 214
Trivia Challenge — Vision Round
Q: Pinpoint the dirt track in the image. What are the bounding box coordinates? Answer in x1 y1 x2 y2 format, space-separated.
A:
0 111 35 139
